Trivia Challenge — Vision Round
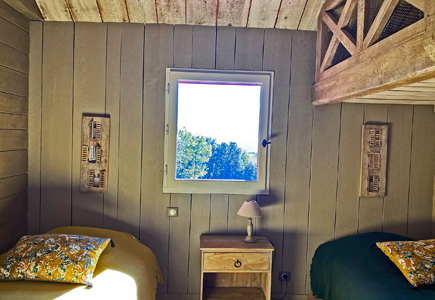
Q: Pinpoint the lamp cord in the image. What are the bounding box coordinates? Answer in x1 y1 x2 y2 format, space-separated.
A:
268 240 289 300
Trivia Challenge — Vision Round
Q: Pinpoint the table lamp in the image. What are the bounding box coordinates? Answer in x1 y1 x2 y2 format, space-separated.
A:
237 200 262 243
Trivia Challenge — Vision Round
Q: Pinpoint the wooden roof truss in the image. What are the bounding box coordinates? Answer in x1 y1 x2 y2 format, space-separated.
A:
313 0 435 107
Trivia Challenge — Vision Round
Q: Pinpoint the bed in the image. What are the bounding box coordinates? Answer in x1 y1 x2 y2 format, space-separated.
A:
0 226 162 300
309 232 435 300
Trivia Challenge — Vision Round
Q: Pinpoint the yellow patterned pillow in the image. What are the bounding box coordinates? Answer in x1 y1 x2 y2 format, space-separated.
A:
376 239 435 287
0 234 110 285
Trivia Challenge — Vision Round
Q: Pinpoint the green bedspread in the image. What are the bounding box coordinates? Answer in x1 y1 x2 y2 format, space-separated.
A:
310 232 435 300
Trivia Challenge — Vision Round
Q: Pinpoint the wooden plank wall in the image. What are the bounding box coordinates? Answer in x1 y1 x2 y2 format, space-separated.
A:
0 0 29 253
28 22 435 299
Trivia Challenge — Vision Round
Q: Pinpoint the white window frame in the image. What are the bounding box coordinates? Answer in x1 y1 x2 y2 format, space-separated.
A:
163 68 273 195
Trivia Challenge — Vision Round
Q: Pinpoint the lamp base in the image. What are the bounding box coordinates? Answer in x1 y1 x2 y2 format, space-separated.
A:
243 236 256 243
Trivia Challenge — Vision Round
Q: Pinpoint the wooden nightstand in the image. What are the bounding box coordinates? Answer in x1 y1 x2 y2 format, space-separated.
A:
200 235 274 300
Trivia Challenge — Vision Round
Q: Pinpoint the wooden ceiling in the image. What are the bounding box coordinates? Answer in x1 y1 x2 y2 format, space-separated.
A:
29 0 326 31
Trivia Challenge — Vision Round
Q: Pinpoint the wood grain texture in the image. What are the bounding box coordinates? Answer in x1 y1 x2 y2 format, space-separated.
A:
0 0 30 32
66 0 102 22
358 104 388 234
408 105 435 239
40 22 73 233
217 0 250 27
210 194 229 234
0 216 27 251
216 27 235 70
188 194 210 294
0 92 27 114
174 25 192 67
118 23 143 238
0 130 27 151
125 0 156 23
96 0 128 22
168 194 191 294
335 103 364 239
0 192 27 227
247 0 281 28
283 30 316 295
0 150 27 178
257 28 292 295
0 66 28 97
0 43 28 74
71 23 106 228
3 0 42 20
156 0 185 24
305 103 341 293
186 0 217 26
299 0 328 30
104 22 121 231
141 23 173 294
192 26 216 69
275 0 308 29
383 105 413 236
0 174 27 199
0 113 27 129
313 33 435 105
234 27 264 71
34 0 72 21
28 21 41 234
319 19 424 83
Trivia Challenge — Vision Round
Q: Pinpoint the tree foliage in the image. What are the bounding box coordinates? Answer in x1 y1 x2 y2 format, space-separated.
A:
176 128 257 181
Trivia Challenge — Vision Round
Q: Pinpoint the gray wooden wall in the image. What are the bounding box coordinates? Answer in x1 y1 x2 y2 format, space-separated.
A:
28 21 435 298
0 0 29 253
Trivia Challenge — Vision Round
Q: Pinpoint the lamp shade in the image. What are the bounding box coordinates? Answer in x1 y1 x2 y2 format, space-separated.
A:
237 200 262 218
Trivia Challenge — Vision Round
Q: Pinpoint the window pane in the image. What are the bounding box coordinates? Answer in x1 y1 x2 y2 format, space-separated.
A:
175 81 261 181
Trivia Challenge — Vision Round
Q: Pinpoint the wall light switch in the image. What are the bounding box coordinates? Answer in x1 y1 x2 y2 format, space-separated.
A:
166 207 178 217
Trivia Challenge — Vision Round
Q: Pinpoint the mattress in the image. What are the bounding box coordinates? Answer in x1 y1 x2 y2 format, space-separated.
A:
310 232 435 300
0 226 162 300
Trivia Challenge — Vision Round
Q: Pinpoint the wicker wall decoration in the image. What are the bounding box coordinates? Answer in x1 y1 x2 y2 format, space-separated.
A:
360 124 388 197
80 116 110 193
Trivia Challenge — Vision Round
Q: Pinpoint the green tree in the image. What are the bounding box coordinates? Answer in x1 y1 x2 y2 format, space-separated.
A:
176 128 212 179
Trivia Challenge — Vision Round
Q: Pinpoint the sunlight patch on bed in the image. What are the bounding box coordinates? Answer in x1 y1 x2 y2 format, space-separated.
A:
54 270 137 299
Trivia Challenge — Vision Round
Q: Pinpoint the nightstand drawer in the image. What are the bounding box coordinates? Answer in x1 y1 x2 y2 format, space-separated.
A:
203 252 270 271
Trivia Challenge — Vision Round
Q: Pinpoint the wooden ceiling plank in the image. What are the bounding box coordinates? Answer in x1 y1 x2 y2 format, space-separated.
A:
3 0 43 20
34 0 72 21
125 0 156 23
156 0 185 24
363 0 400 49
97 0 128 22
186 0 217 26
66 0 102 22
346 98 435 105
299 0 328 31
247 0 281 28
276 0 307 29
217 0 250 27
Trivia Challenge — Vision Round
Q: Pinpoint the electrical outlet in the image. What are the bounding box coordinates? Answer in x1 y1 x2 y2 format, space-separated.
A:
279 271 291 281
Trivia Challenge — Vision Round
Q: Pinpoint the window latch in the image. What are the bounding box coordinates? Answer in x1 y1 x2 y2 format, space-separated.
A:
262 139 271 148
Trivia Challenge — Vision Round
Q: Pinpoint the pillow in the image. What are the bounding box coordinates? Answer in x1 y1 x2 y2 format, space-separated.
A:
0 234 110 285
376 239 435 287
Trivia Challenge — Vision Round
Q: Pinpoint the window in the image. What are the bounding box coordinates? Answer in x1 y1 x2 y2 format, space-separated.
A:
163 68 273 195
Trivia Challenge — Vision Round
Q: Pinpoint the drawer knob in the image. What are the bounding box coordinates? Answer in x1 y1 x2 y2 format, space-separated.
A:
234 259 242 268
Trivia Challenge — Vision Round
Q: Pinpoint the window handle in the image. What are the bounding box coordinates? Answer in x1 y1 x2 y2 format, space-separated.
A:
262 139 271 148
